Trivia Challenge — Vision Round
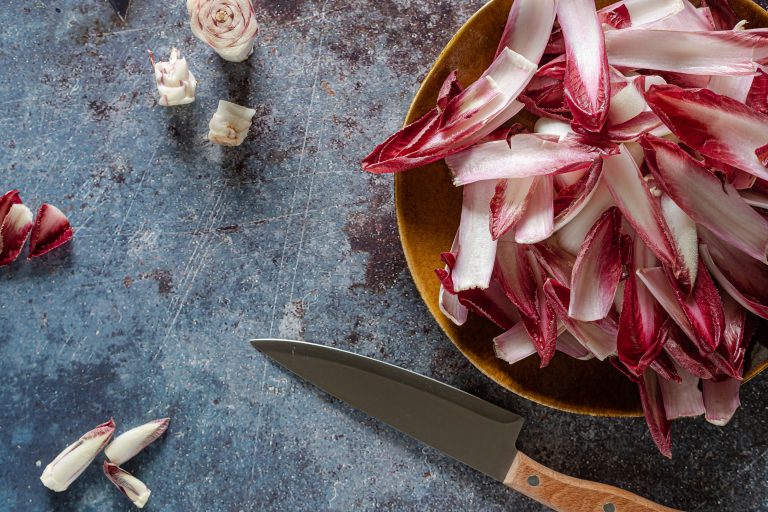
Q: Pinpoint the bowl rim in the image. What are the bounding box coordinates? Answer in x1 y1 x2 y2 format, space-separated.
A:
394 0 768 418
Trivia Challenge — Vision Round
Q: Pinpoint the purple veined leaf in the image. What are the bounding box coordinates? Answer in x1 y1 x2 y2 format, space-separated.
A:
644 85 768 181
700 0 741 31
436 257 520 330
530 241 576 285
658 194 698 286
557 331 596 360
746 68 768 115
638 369 672 458
436 70 463 112
489 177 537 240
555 180 615 255
707 74 754 103
618 236 667 378
604 29 768 75
637 264 725 355
0 203 33 267
601 145 692 287
569 208 623 322
446 134 600 186
521 252 558 367
438 232 469 326
544 279 619 360
495 240 538 319
699 232 768 320
495 0 557 64
641 134 768 263
439 285 468 326
720 291 749 373
663 327 716 380
452 181 497 291
362 49 536 174
514 176 554 244
651 351 682 383
494 322 538 364
605 112 664 142
557 0 610 132
598 0 684 28
657 362 705 420
553 160 604 231
702 378 741 426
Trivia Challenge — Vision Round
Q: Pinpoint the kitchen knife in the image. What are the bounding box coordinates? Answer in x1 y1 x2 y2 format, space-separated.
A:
107 0 131 22
251 339 680 512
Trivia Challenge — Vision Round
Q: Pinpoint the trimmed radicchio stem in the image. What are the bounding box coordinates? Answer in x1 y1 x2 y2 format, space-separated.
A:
40 419 115 492
103 462 151 509
104 418 170 465
148 48 197 106
208 100 257 146
188 0 259 62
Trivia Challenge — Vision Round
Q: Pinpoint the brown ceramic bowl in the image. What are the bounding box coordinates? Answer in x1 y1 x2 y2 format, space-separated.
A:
395 0 768 416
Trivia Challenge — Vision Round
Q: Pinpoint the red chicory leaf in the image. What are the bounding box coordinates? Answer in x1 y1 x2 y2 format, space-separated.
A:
657 362 705 420
557 0 610 132
514 176 554 244
28 204 73 259
641 134 768 263
569 207 623 322
598 0 684 28
638 369 672 458
452 181 497 291
489 177 537 240
644 85 768 181
702 378 741 426
495 0 557 64
495 241 538 319
0 203 34 267
700 0 740 30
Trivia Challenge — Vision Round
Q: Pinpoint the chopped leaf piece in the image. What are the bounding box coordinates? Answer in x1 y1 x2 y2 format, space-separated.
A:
638 370 672 458
28 204 73 259
105 418 170 465
103 462 151 508
188 0 259 62
40 419 115 492
0 203 33 266
208 100 257 147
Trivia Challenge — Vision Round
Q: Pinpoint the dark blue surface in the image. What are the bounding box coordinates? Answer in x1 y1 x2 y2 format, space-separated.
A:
1 1 767 510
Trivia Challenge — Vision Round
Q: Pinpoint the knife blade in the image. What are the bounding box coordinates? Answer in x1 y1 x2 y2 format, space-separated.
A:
251 339 680 512
108 0 131 22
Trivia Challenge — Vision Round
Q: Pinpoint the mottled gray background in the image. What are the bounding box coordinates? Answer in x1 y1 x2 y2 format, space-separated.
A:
1 1 767 510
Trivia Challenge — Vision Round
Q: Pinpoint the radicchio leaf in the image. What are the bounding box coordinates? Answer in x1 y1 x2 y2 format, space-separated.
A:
644 85 768 181
495 241 538 319
452 181 497 291
598 0 684 28
0 201 33 267
28 204 73 259
495 0 557 64
557 0 610 132
641 134 768 263
447 134 600 186
568 207 623 322
638 369 672 458
489 177 537 240
657 362 705 420
702 378 741 426
514 176 554 244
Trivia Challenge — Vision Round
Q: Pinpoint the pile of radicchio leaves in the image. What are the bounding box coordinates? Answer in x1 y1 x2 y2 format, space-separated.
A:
362 0 768 457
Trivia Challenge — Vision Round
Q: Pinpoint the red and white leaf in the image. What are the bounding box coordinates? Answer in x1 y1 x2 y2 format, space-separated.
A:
708 74 754 103
699 231 768 320
438 232 468 326
530 241 576 285
599 0 684 28
452 181 498 291
557 0 610 132
601 145 692 287
638 369 672 458
644 85 768 181
495 241 538 319
553 160 604 231
522 253 559 367
657 362 705 420
746 68 768 115
605 29 768 75
702 378 741 426
555 180 615 256
447 134 600 186
544 279 618 360
0 203 34 266
28 204 73 259
494 322 537 364
569 208 623 322
489 177 537 240
659 194 698 286
514 176 554 244
700 0 741 31
495 0 557 64
642 134 768 263
617 236 667 377
362 49 535 174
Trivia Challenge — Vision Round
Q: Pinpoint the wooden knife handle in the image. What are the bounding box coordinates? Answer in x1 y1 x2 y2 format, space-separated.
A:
504 452 682 512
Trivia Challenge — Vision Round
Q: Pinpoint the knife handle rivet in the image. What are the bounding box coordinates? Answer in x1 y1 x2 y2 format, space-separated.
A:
603 504 616 512
526 475 540 487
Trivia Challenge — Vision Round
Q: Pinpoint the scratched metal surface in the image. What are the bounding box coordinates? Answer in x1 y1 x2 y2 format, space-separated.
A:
0 1 767 511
